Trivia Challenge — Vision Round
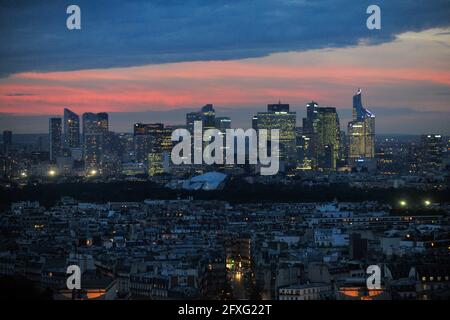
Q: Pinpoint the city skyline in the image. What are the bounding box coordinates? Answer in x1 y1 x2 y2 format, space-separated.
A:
0 2 449 304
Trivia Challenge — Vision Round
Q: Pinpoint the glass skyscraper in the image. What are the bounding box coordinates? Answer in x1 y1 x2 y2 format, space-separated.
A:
302 102 340 171
63 108 80 149
82 112 109 171
347 89 375 163
255 103 296 167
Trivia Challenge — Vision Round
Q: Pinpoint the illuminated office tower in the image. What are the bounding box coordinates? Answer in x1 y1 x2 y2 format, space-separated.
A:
49 118 62 162
420 134 444 171
134 123 163 163
201 104 216 129
255 103 296 166
148 127 172 176
316 107 340 171
63 108 80 148
133 123 171 172
302 102 340 170
82 112 109 171
186 105 217 165
295 127 312 170
186 104 216 133
302 101 320 168
347 89 375 162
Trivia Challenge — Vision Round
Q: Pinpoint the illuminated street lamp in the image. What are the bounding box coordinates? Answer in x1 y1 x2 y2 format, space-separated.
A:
399 200 407 207
424 200 431 206
20 172 27 177
48 170 56 177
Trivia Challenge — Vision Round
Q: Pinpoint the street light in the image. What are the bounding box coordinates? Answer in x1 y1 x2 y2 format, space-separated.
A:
89 169 97 176
399 200 407 207
424 200 431 206
48 170 56 177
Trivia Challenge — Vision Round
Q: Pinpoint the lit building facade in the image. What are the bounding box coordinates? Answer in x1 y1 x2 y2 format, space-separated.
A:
255 103 296 167
63 108 80 149
347 89 375 164
420 134 444 171
302 102 340 170
82 112 109 171
134 123 172 175
316 107 340 171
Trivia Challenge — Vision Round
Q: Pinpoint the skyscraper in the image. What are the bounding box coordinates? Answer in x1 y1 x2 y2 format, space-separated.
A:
347 89 375 164
295 127 312 170
420 134 444 171
255 103 296 167
49 118 62 162
83 112 109 171
186 104 217 134
64 108 80 148
201 104 216 130
133 123 168 165
316 107 340 171
302 101 320 169
302 102 340 170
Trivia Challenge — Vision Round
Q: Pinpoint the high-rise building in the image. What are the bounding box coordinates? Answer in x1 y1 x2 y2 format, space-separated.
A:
255 103 296 166
49 118 62 162
316 107 340 170
420 134 444 171
2 130 12 154
201 104 216 130
347 89 375 163
82 112 109 171
186 104 217 134
302 101 320 168
295 127 312 170
64 108 80 148
302 102 340 170
133 123 170 167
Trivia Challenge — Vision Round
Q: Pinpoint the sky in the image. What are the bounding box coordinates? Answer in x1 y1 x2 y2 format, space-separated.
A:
0 0 449 134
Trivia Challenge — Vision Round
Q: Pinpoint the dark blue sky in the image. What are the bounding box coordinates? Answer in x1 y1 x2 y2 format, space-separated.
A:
0 1 449 134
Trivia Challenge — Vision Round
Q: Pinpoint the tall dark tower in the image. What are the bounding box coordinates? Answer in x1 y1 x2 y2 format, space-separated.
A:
64 108 80 148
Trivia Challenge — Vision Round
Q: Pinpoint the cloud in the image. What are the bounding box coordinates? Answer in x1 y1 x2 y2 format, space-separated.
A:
4 93 37 97
1 0 449 76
